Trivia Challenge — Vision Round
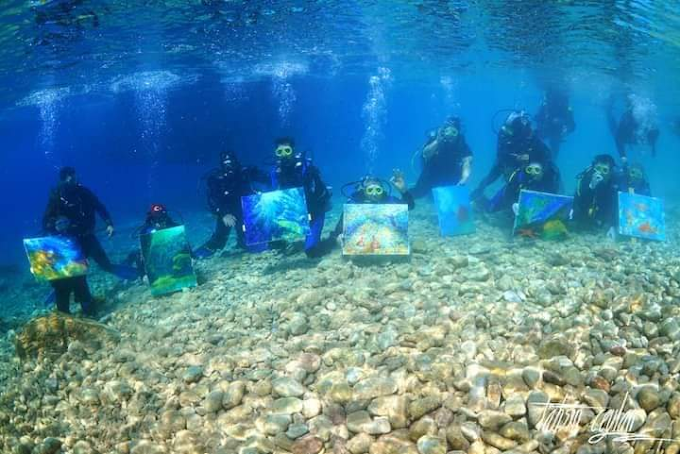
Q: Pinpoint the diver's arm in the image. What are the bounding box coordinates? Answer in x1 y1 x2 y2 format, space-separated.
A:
459 156 472 185
88 188 113 227
422 138 439 161
206 177 222 215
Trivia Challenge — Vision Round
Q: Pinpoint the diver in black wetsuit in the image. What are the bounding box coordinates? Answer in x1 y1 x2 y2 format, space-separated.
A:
317 171 415 255
471 111 553 201
483 161 561 214
43 167 135 279
194 151 268 258
125 204 179 275
411 116 473 198
607 98 660 162
535 87 575 158
269 137 332 258
573 155 618 233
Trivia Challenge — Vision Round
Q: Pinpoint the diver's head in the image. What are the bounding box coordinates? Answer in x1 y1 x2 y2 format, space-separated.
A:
220 150 240 174
627 163 645 182
589 154 615 189
501 111 532 140
524 162 545 181
361 176 387 203
59 166 77 185
147 203 170 228
274 137 296 163
440 116 461 141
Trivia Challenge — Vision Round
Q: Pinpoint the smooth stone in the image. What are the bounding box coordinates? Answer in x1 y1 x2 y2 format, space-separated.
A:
499 421 530 442
353 377 398 401
347 411 391 435
409 417 438 441
367 395 408 429
638 387 662 412
257 413 292 436
477 410 512 430
223 381 246 409
286 423 310 440
347 433 373 454
37 438 62 454
445 424 470 451
416 436 446 454
183 366 204 384
504 394 526 417
273 377 305 398
302 398 322 419
480 431 517 451
72 441 96 454
329 383 353 404
204 390 224 413
408 396 441 420
273 397 304 414
291 436 323 454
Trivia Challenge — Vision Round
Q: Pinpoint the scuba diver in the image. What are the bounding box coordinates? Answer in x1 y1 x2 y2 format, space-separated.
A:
482 161 561 214
269 137 332 258
317 171 415 255
607 96 660 161
573 155 618 233
42 166 136 280
125 204 179 275
535 87 575 158
617 163 651 196
411 116 473 198
194 150 269 258
471 111 553 202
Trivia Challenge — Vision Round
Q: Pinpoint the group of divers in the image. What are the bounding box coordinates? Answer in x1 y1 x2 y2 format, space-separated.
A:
42 90 661 317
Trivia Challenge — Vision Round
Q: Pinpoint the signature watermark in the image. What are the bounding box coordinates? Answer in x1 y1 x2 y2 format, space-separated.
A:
531 392 678 450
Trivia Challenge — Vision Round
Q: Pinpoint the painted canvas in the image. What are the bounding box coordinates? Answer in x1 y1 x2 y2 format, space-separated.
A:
618 192 665 241
513 190 573 240
242 187 311 246
432 185 475 236
342 204 410 255
23 236 88 282
141 225 197 296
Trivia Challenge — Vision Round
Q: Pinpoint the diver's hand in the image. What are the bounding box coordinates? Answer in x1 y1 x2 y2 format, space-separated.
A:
390 169 407 193
222 214 237 227
512 203 520 216
621 156 628 165
106 225 115 238
336 234 344 247
606 227 616 241
569 209 574 221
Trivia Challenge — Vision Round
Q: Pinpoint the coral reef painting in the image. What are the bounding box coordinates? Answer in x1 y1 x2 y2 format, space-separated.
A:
242 188 311 246
513 190 573 240
141 225 197 296
342 204 409 255
618 192 665 241
432 185 475 236
23 236 88 282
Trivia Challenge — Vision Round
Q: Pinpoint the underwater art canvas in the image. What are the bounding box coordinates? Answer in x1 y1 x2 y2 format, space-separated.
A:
513 190 573 240
241 188 311 246
141 225 197 296
342 204 409 255
432 185 475 236
23 236 88 282
618 192 665 241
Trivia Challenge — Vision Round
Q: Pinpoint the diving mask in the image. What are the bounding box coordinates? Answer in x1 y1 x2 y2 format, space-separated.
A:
593 164 610 176
365 184 384 197
525 164 543 177
443 126 459 138
629 167 643 180
275 145 293 158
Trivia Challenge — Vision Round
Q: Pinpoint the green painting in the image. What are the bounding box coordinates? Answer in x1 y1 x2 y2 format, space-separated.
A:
141 225 197 296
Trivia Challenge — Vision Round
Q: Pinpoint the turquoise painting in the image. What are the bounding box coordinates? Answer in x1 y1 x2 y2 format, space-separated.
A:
432 185 475 236
141 225 197 296
23 236 89 282
513 190 573 240
342 204 409 256
618 192 665 241
241 188 311 246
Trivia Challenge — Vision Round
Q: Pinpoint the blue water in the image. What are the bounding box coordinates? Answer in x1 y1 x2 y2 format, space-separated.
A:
1 1 680 276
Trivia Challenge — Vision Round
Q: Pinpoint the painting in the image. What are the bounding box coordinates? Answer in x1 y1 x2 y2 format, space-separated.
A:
618 192 665 241
141 225 197 296
432 185 475 236
23 236 88 282
512 190 573 240
241 188 311 246
342 204 409 255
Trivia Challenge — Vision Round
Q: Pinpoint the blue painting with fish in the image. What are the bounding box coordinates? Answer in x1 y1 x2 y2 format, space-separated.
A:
618 192 665 241
242 188 311 246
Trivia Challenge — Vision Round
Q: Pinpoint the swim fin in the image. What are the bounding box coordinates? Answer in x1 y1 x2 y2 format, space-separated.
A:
111 264 139 281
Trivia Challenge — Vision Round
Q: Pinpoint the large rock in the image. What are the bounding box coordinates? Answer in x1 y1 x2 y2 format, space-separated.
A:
415 436 446 454
368 396 408 429
223 381 246 409
408 396 441 420
477 410 511 430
